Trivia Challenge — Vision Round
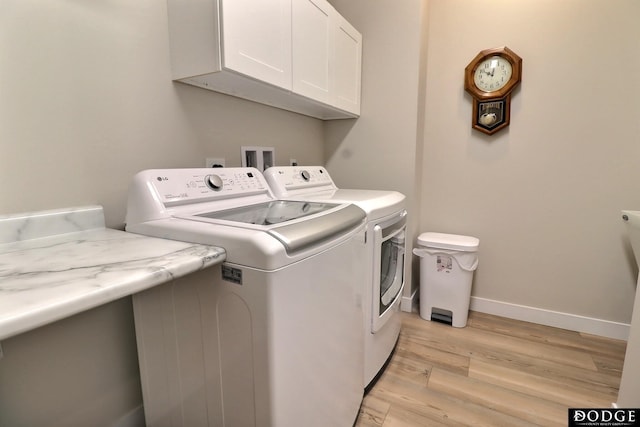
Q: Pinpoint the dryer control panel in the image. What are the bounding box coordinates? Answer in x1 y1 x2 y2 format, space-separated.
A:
264 166 336 197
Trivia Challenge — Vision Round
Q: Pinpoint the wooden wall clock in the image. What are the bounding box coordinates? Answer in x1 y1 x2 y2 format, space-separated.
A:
464 46 522 135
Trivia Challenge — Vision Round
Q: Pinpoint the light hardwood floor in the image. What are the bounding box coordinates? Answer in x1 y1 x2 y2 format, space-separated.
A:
355 311 627 426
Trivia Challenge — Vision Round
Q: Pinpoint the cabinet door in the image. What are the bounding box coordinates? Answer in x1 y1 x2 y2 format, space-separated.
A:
220 0 292 90
332 14 362 114
292 0 332 103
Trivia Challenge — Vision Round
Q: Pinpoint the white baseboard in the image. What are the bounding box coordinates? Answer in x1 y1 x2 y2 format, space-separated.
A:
470 296 630 341
112 405 145 427
401 288 418 312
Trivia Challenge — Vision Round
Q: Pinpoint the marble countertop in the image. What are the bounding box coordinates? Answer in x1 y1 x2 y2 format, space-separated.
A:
0 205 225 340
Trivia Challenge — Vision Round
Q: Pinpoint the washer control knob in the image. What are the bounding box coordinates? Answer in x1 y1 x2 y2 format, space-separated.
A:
205 174 223 191
300 170 311 181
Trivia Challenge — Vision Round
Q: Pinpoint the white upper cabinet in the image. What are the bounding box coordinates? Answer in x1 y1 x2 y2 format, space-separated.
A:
166 0 361 120
221 0 292 90
292 0 332 103
332 13 362 115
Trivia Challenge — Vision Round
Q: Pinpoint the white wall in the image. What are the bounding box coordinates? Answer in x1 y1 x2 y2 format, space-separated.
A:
0 299 142 427
0 0 325 229
324 0 428 302
421 0 640 331
324 0 423 194
0 0 325 424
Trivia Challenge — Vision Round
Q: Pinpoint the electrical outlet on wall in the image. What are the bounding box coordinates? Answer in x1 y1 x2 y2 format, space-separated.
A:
205 158 225 168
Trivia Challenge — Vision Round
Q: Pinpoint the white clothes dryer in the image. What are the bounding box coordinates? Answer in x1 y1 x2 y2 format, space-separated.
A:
125 168 366 427
264 166 406 387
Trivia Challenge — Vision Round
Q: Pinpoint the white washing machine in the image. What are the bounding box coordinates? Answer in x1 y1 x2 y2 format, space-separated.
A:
264 166 406 387
125 168 366 427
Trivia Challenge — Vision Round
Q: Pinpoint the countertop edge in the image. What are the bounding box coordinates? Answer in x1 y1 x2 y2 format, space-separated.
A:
0 207 226 341
0 247 225 340
0 245 225 341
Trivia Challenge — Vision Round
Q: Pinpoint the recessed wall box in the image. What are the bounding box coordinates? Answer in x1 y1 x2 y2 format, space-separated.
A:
241 146 275 171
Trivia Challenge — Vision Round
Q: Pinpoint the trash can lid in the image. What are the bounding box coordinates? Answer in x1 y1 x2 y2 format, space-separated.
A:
417 232 479 252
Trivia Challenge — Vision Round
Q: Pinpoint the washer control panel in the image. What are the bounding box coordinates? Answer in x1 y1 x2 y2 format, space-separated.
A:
141 168 269 205
205 174 224 191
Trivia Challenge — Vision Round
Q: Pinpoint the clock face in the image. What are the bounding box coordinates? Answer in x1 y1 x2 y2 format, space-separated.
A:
473 55 513 92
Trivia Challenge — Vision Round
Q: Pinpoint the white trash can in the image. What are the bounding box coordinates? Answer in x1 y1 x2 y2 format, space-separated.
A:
413 232 479 327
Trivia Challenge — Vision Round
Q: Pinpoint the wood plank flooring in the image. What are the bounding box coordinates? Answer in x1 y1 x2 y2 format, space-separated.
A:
356 311 627 426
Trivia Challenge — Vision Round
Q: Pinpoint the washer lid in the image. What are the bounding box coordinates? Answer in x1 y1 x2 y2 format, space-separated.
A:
417 232 479 252
182 201 366 254
195 200 339 226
